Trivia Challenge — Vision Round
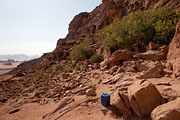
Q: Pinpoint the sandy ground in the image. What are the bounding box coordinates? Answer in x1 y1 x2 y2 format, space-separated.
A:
0 62 21 75
0 70 12 75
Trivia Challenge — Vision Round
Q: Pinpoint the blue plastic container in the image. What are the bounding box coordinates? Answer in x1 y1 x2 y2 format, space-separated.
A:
101 93 110 106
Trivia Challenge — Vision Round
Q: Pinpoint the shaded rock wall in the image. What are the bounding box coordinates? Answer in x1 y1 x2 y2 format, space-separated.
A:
167 20 180 76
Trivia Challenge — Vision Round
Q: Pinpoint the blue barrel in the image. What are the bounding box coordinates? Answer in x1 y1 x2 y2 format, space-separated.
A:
101 93 110 106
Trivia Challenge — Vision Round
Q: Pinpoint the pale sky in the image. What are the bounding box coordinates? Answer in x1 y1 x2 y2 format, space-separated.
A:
0 0 102 56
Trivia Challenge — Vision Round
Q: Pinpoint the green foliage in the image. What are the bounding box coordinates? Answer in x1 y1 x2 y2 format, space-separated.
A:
22 81 31 88
66 56 71 60
64 69 73 73
70 39 93 60
88 83 95 88
47 68 53 73
75 66 80 71
38 73 49 80
101 8 180 51
55 64 63 71
42 63 49 70
39 86 49 91
172 0 179 4
89 54 103 63
71 63 76 67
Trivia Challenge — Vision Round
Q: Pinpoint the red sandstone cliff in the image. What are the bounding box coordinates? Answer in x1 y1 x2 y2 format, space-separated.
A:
52 0 180 60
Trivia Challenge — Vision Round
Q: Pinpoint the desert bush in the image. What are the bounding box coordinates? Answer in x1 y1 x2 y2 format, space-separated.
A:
38 73 49 80
88 83 95 88
66 56 71 60
70 39 93 60
42 63 49 70
55 64 63 71
101 8 180 51
71 62 76 67
64 69 73 73
39 86 49 91
75 66 80 71
22 81 31 88
89 54 103 63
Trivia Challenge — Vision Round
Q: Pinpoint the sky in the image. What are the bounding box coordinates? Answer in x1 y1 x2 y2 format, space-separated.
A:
0 0 102 56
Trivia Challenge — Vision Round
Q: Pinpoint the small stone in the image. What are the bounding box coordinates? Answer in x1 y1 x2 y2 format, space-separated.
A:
86 88 96 96
116 67 125 74
79 85 83 88
9 108 20 114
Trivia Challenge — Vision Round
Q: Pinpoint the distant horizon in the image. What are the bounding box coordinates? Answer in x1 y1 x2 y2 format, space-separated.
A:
0 0 102 56
0 53 39 56
0 54 40 61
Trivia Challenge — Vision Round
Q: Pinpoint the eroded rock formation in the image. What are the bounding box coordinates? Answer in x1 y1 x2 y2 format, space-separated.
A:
52 0 180 60
167 20 180 77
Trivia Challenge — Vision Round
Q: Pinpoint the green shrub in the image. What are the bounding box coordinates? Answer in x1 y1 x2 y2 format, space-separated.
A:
71 63 76 67
47 68 53 73
56 64 62 71
66 56 71 60
88 83 95 88
101 8 180 51
22 81 31 88
38 73 49 80
39 86 49 91
70 39 93 60
65 69 73 73
89 54 103 63
75 66 80 71
42 63 49 70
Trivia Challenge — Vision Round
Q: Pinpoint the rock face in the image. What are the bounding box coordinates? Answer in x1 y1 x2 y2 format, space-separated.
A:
167 20 180 77
128 80 162 117
100 50 133 68
151 97 180 120
51 0 180 60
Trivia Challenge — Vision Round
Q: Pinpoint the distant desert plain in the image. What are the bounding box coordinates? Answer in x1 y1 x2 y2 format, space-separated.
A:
0 62 21 75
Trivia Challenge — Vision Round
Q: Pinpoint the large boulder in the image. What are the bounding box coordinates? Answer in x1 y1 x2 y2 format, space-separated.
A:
112 90 132 116
128 80 162 117
134 45 168 61
100 50 133 68
167 20 180 77
151 97 180 120
138 64 164 79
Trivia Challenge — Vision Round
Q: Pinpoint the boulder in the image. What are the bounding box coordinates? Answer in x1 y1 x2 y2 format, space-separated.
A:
148 42 159 50
151 97 180 120
9 108 20 114
138 64 164 79
136 60 155 72
116 67 125 74
134 45 168 61
100 50 133 68
112 90 132 116
103 73 123 84
128 80 162 117
86 88 96 96
109 66 118 75
125 67 136 73
167 20 180 76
